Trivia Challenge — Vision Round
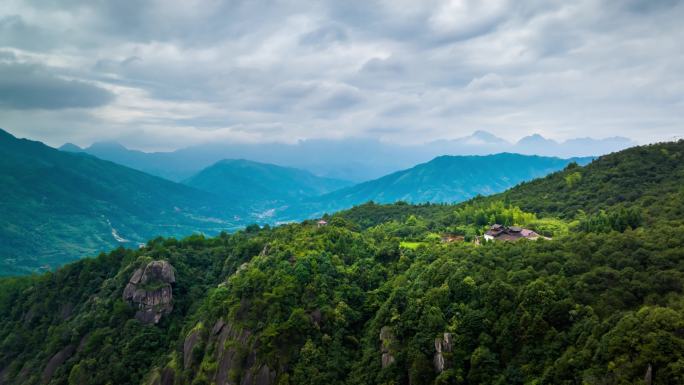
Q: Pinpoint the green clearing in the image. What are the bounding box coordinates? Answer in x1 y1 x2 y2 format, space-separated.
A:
399 241 424 249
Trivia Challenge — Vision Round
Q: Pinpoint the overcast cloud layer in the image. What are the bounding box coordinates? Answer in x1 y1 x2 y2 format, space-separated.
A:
0 0 682 150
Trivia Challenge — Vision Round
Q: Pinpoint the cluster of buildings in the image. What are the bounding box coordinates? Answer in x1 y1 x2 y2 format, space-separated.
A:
483 224 548 242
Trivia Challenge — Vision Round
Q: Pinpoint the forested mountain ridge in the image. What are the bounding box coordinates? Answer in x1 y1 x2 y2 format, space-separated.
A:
494 140 684 221
183 159 351 209
0 129 243 275
1 140 683 384
285 153 592 219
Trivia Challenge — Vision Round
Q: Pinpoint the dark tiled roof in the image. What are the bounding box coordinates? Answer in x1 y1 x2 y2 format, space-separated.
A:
486 224 541 241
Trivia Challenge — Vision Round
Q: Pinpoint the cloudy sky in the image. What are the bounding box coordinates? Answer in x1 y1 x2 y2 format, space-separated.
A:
0 0 682 150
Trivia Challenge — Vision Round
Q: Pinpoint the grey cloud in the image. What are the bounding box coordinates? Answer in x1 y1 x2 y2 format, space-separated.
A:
623 0 682 13
327 0 514 47
380 103 421 117
0 0 682 147
28 0 316 46
0 50 16 60
300 24 348 47
311 86 364 112
0 62 114 109
360 57 404 75
0 15 56 50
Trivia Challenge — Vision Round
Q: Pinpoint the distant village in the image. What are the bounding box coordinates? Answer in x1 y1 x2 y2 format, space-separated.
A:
482 224 549 242
315 218 550 247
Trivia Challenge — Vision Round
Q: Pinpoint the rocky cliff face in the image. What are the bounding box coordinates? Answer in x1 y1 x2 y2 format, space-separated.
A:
181 319 276 385
148 367 175 385
433 332 453 373
122 260 176 324
41 345 75 384
213 319 276 385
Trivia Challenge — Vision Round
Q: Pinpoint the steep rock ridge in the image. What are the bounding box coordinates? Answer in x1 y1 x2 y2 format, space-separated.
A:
41 345 75 384
213 319 275 385
183 326 203 370
380 326 396 368
147 367 175 385
182 318 276 385
122 260 176 324
434 333 453 373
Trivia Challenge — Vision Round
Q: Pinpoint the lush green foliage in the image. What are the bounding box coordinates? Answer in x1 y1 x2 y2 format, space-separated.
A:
1 140 683 385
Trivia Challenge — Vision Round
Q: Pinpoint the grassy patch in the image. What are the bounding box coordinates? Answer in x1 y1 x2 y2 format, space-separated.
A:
399 241 424 250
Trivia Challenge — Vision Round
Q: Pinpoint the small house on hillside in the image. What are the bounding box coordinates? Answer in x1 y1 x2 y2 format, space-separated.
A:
317 220 328 228
483 224 549 242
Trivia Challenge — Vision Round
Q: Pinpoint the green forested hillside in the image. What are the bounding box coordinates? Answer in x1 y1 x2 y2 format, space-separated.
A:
287 153 592 219
495 141 684 221
184 159 351 210
0 129 242 275
1 141 683 385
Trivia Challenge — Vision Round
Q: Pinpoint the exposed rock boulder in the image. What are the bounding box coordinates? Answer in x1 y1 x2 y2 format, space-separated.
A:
380 326 396 368
433 332 453 373
123 260 176 324
41 345 75 384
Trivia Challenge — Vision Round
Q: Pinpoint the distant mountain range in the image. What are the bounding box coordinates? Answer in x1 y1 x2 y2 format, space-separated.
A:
3 127 601 273
283 153 593 219
0 130 357 274
60 131 633 182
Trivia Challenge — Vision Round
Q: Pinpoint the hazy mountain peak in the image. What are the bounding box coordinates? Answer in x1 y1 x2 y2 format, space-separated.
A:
87 141 129 151
58 143 83 152
469 130 509 144
517 133 557 145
